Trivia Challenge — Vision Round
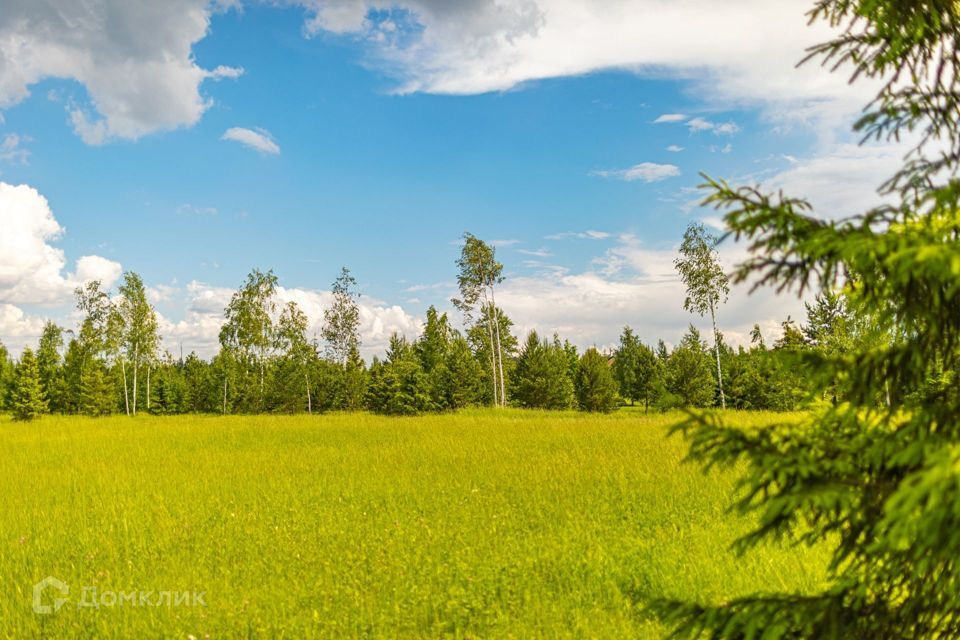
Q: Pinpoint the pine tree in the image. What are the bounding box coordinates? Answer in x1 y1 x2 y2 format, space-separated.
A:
514 331 575 410
665 326 714 408
79 360 114 417
612 327 640 405
575 348 619 413
11 348 48 421
36 321 65 413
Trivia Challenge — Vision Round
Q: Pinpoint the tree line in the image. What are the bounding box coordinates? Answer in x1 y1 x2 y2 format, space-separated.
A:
0 227 866 420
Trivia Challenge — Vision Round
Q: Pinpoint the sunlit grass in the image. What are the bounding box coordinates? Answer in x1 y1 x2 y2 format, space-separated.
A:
0 409 828 638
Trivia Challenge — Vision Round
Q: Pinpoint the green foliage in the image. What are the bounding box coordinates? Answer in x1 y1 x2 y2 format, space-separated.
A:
513 331 575 410
0 340 15 411
367 334 432 415
219 268 278 412
453 232 508 407
322 267 361 365
665 326 715 409
676 222 730 409
145 354 185 415
466 305 517 406
415 307 483 410
79 360 114 417
272 301 317 413
613 326 660 410
335 343 368 411
657 1 960 637
11 347 47 421
675 223 729 319
36 321 66 413
117 271 160 415
575 348 619 413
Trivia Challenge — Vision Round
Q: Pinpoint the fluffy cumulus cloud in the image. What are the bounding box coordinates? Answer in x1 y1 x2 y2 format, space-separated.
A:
0 0 875 147
0 0 241 143
765 142 905 217
0 181 122 351
499 232 806 352
156 281 421 359
0 182 121 306
221 127 281 155
298 0 872 128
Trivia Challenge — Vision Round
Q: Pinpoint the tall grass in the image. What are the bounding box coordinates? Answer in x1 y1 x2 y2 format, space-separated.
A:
0 410 827 638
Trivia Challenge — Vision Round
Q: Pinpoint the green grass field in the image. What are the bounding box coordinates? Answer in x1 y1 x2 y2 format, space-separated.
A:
0 410 829 638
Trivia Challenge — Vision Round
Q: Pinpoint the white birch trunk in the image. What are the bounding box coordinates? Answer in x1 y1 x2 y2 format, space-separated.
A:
489 286 506 407
121 357 130 416
709 298 726 410
132 344 138 416
483 297 499 407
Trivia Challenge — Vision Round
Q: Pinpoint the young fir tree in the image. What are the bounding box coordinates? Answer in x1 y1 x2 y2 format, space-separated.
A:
441 336 483 410
612 326 641 405
575 347 619 413
79 360 114 417
368 333 431 415
36 321 65 413
665 326 715 408
513 331 575 410
11 347 47 421
657 1 960 637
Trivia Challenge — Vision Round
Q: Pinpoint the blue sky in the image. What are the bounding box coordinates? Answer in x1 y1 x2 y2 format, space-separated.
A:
0 0 901 356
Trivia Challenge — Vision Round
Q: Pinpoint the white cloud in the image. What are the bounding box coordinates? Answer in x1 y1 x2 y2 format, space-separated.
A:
685 117 740 135
0 0 878 148
655 113 687 123
0 182 121 307
0 303 47 348
545 230 611 241
592 162 680 183
177 203 219 216
208 65 245 80
499 232 806 352
222 127 281 155
713 121 740 135
158 280 422 359
0 133 29 163
74 255 123 286
517 247 552 258
296 0 872 134
0 0 243 143
666 144 684 152
764 142 903 217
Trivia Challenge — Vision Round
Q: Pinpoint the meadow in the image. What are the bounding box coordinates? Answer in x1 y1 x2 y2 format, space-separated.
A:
0 409 829 638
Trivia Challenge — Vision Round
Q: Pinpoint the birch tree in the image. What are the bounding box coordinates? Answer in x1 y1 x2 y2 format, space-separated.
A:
674 221 730 409
219 268 278 411
118 271 159 416
322 267 361 366
453 233 507 407
277 301 315 413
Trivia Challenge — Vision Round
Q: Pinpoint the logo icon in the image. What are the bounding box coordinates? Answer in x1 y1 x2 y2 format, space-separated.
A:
33 576 69 615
